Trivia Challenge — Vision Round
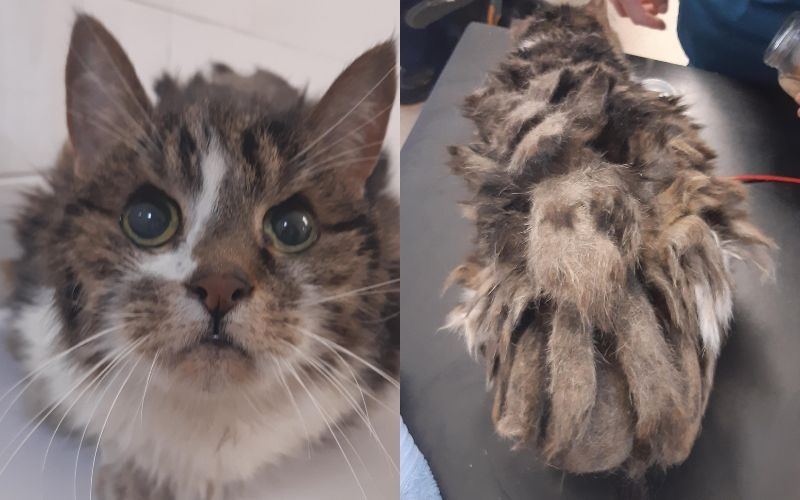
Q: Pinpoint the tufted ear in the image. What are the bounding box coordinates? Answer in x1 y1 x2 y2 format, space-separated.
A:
65 14 152 173
306 41 396 198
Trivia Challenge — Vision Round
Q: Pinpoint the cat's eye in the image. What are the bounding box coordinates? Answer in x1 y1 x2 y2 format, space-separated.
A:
264 200 318 253
121 188 180 248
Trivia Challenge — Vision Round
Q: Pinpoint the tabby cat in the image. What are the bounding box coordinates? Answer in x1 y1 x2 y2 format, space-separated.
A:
446 0 772 491
1 14 397 500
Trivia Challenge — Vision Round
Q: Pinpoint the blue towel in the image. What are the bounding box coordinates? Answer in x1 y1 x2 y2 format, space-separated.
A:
400 418 442 500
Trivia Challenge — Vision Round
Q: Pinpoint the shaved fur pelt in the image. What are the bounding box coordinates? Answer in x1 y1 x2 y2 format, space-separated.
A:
445 0 774 486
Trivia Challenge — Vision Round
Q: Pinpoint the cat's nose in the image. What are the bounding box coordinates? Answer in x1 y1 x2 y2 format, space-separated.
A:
187 273 252 316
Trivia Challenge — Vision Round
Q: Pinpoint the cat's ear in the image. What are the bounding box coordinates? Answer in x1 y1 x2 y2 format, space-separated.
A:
307 41 396 198
65 14 152 172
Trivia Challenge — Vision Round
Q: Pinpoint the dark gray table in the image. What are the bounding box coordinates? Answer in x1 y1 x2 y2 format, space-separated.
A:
401 22 800 500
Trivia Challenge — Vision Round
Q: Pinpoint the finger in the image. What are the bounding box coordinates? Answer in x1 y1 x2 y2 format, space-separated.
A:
656 0 669 13
642 4 659 15
628 5 667 29
794 93 800 105
610 0 628 18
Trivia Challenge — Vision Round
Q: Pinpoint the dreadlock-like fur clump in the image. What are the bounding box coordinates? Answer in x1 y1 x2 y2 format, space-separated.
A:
446 3 773 479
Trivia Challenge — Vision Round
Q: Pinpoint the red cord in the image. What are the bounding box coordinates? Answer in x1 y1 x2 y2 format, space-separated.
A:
728 174 800 185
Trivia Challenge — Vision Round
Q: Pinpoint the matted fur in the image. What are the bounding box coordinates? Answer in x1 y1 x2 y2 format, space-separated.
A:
446 2 773 480
2 15 397 499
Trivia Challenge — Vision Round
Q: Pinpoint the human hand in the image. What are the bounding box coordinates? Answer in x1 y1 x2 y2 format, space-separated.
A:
795 93 800 118
609 0 668 30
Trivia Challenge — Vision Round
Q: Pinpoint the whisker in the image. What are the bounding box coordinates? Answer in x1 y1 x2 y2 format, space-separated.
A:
284 362 368 500
0 340 138 479
39 343 132 478
137 350 160 427
282 341 367 423
270 359 311 459
0 324 128 407
298 279 399 307
315 352 398 473
89 352 145 500
292 100 393 182
0 324 130 434
289 66 394 164
295 139 386 174
292 155 388 185
283 340 397 473
72 339 145 500
288 325 399 389
361 389 398 415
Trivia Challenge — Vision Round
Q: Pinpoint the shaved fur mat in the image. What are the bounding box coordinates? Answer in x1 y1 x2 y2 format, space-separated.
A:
446 1 774 485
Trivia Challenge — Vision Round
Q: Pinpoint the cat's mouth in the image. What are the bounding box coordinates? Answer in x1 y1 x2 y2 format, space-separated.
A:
202 332 234 347
178 320 251 359
197 331 248 356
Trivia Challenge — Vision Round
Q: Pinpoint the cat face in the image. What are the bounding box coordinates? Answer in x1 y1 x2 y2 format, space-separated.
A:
15 15 398 394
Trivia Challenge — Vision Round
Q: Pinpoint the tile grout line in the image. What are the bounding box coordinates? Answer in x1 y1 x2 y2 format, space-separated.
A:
120 0 349 63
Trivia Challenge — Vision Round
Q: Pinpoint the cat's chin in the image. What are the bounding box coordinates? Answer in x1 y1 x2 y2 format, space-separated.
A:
168 340 257 391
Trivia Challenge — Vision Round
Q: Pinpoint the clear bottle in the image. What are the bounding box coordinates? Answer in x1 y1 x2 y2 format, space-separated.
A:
764 12 800 97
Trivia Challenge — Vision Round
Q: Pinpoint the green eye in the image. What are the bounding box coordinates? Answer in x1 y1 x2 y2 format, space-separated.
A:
264 201 317 253
121 188 180 247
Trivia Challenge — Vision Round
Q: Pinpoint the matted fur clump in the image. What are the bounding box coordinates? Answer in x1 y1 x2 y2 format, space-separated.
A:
446 3 773 479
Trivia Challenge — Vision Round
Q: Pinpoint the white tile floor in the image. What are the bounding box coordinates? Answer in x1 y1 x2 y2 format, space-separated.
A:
0 2 399 499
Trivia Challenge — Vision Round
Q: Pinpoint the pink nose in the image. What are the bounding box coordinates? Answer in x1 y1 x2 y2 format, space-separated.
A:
187 273 252 316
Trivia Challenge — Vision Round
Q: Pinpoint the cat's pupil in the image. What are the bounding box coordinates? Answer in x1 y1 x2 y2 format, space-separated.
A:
128 201 169 239
272 211 312 246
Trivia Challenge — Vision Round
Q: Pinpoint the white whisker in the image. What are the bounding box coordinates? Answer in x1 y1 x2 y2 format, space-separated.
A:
72 339 145 500
137 350 159 427
89 352 145 500
285 362 368 500
0 340 138 479
289 325 399 389
298 279 399 307
289 67 395 163
271 359 311 459
0 324 128 416
39 343 132 478
283 340 397 473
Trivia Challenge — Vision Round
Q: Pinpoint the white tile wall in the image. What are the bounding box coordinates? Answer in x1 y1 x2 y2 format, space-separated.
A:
0 0 400 260
131 0 397 62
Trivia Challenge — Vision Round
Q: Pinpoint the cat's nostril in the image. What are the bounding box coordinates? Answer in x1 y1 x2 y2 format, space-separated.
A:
231 287 247 302
187 272 252 316
191 286 208 301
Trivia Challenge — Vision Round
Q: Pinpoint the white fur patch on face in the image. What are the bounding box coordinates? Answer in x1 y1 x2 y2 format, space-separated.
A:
12 288 60 363
139 140 227 282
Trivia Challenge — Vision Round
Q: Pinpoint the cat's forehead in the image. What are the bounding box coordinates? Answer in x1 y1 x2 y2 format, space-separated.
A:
145 101 306 202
